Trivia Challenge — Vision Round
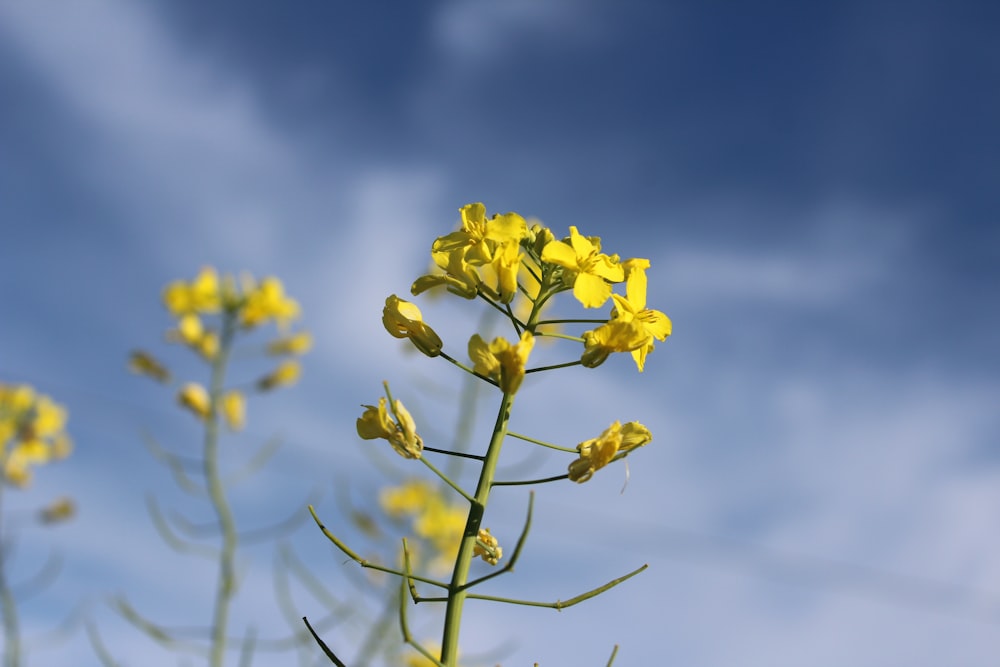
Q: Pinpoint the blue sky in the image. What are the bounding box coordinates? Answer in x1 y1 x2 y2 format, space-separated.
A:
1 1 999 665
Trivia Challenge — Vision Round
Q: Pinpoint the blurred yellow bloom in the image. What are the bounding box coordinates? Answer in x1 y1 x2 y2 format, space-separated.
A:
357 396 422 459
241 277 300 329
163 267 221 315
468 331 534 394
568 421 652 483
256 360 301 391
177 383 211 420
542 226 624 308
221 391 245 431
380 479 435 517
382 295 443 357
39 496 76 524
1 383 72 487
266 331 313 356
405 642 458 667
128 350 171 383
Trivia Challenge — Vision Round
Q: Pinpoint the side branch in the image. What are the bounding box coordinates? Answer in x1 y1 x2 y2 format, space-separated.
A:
466 563 648 610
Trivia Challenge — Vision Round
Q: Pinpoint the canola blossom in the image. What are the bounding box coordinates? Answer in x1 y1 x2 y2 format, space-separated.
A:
0 383 72 487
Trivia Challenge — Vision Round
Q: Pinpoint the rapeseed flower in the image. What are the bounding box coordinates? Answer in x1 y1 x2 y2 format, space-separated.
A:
541 226 624 308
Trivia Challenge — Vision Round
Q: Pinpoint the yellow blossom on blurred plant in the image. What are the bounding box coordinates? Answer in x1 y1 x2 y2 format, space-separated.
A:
0 383 72 487
163 266 221 315
379 479 435 517
266 331 313 356
256 360 301 392
128 350 171 383
177 383 211 421
221 391 245 431
541 226 624 308
382 294 443 357
241 277 300 329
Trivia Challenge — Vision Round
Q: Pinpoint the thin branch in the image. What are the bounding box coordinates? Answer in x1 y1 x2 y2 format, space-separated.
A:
419 457 474 504
223 436 283 486
145 496 218 559
525 360 584 374
308 506 448 590
506 430 577 453
302 616 347 667
492 473 569 487
421 446 484 461
465 564 648 610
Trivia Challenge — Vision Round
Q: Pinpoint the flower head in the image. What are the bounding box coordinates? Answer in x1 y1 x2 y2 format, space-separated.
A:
177 383 211 420
128 351 171 383
468 331 534 394
241 277 300 329
1 384 72 487
221 391 246 431
256 360 301 391
580 319 649 369
163 267 221 315
474 528 502 566
382 295 443 357
609 258 672 371
357 394 423 459
541 226 624 308
568 420 652 483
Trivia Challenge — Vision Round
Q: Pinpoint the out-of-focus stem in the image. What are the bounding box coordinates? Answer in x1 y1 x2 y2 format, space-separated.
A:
206 313 238 667
0 485 21 667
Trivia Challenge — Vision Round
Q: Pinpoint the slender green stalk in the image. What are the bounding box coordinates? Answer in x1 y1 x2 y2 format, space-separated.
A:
439 391 515 665
0 484 21 667
205 313 239 667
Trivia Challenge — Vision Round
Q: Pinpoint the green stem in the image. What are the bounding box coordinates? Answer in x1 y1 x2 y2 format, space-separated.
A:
206 314 238 667
439 391 515 665
437 267 562 665
0 484 21 667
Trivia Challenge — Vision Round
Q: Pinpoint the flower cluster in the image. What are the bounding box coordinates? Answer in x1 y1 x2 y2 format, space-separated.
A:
130 267 310 430
398 202 671 373
0 383 72 487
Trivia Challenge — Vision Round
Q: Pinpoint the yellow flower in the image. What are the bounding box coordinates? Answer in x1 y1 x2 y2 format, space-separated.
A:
468 331 534 394
256 360 301 391
241 277 300 329
357 396 423 459
405 642 458 667
474 528 502 566
541 226 624 308
382 295 443 357
580 319 649 369
1 384 71 487
609 258 672 371
177 383 211 420
568 421 652 483
266 331 313 356
221 391 245 431
163 267 221 315
414 496 467 571
379 479 435 518
128 350 171 383
432 203 528 266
